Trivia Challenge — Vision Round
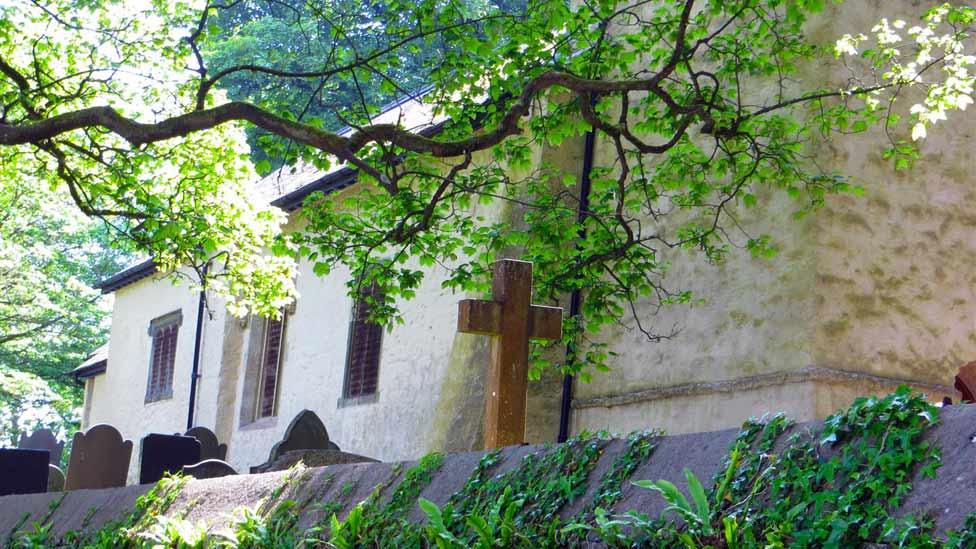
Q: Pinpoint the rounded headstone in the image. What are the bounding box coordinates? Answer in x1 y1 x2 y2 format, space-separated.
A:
182 459 238 480
64 424 133 491
47 464 65 492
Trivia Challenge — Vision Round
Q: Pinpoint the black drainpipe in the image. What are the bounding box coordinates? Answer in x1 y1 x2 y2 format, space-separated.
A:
186 263 208 430
557 127 596 442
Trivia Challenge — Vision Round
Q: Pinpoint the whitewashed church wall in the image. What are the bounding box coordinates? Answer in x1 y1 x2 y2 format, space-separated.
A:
86 145 569 478
86 274 202 484
571 0 966 438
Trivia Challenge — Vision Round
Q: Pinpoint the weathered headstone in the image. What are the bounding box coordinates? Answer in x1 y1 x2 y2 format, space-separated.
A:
262 449 379 472
47 464 65 492
0 449 50 496
64 424 133 491
457 259 563 448
182 459 237 480
955 361 976 402
183 427 227 461
250 410 339 473
18 428 64 466
139 434 201 485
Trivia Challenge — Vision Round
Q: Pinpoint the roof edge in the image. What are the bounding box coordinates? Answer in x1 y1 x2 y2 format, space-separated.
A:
72 361 106 380
95 259 157 294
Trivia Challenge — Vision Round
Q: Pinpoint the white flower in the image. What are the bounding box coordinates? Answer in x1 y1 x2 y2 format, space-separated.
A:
835 34 860 56
912 122 927 141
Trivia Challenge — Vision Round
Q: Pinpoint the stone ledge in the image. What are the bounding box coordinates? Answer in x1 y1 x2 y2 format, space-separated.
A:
572 365 957 410
1 404 974 542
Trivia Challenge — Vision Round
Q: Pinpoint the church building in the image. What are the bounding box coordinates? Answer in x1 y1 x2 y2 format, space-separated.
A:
74 1 967 481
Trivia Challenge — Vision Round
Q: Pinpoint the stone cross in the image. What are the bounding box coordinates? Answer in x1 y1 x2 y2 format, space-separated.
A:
458 259 562 449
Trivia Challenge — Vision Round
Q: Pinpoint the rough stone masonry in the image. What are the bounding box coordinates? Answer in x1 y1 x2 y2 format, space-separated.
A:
2 404 976 542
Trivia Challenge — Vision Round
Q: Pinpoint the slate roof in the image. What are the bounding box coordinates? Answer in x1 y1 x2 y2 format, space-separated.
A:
73 344 109 379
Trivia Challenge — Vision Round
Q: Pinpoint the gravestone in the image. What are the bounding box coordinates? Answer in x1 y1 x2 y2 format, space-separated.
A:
182 459 238 480
955 361 976 402
18 428 64 466
184 426 227 461
0 449 50 496
457 259 563 448
139 434 201 485
47 464 65 492
262 449 379 472
64 424 133 491
250 410 339 473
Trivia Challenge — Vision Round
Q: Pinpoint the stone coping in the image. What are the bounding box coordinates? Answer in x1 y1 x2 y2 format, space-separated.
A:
0 404 973 542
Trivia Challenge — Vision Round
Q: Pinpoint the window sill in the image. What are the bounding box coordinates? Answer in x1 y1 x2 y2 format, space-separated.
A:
337 392 379 408
144 394 173 405
239 416 278 431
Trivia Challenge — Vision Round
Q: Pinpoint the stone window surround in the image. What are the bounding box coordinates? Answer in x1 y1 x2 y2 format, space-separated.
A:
338 283 384 407
144 310 182 404
238 311 289 428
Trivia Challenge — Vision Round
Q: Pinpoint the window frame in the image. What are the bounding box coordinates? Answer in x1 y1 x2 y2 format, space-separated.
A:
339 282 384 405
254 313 286 419
144 310 182 404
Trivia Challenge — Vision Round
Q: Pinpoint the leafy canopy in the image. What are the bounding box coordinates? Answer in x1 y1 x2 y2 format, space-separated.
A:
0 175 128 439
1 0 974 375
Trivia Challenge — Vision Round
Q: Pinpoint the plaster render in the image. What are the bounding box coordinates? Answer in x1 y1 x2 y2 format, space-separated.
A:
570 0 971 436
86 274 202 484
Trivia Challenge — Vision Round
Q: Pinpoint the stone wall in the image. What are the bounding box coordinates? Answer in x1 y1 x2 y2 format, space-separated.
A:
3 404 976 544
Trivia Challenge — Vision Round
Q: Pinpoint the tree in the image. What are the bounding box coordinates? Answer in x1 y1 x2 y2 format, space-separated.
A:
0 0 972 375
202 0 496 172
0 367 76 448
0 174 127 435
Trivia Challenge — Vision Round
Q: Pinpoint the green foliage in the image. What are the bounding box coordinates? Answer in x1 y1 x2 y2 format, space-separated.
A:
420 486 523 548
217 500 302 549
5 391 968 547
714 388 940 547
583 430 659 514
0 368 76 451
0 182 127 446
317 452 446 547
436 434 606 543
8 473 189 548
4 0 972 381
636 468 716 541
202 0 494 172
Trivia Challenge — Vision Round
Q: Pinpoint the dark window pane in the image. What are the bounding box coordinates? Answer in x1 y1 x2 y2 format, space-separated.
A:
146 313 180 403
258 315 285 418
343 284 383 399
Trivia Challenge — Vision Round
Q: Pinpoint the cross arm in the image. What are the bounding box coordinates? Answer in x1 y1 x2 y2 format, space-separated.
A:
458 299 501 335
528 305 562 340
